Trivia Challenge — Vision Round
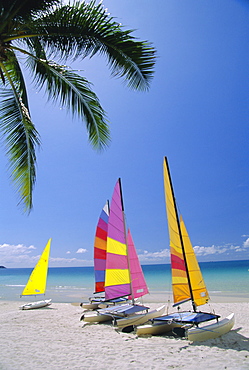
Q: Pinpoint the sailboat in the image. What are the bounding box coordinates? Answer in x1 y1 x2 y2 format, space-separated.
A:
19 239 52 310
136 158 234 341
80 202 110 310
82 179 165 325
81 201 129 310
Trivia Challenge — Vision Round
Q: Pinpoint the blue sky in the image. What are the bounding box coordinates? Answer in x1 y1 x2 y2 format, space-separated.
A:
0 0 248 268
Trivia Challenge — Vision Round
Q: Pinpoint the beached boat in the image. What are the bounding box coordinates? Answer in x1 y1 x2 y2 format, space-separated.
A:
187 313 235 342
136 158 234 341
20 239 52 310
82 179 164 324
81 201 110 310
81 201 129 310
116 304 166 330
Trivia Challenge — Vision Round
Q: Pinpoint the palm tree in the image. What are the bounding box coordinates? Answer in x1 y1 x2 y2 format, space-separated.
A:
0 0 156 212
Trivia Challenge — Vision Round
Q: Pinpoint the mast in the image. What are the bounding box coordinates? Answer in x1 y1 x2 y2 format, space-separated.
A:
118 178 134 304
164 157 196 312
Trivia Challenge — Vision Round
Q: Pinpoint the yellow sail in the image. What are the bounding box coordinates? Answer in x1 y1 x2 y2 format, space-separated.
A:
21 239 51 296
180 217 209 306
163 158 191 305
163 157 209 308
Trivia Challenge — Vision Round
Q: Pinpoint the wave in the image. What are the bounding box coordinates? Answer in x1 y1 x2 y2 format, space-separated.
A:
5 284 25 287
53 286 87 290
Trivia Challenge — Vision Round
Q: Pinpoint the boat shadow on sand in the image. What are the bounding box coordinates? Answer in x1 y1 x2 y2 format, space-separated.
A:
187 327 249 352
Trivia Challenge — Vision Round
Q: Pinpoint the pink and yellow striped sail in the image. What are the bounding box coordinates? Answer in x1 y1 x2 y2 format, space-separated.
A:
105 179 131 300
163 157 209 307
94 202 109 293
127 229 149 299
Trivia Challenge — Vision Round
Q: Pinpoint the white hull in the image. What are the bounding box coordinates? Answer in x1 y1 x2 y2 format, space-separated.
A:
115 305 166 329
81 303 152 324
187 313 235 342
20 299 52 310
80 302 100 310
81 311 112 323
136 319 181 336
136 313 235 340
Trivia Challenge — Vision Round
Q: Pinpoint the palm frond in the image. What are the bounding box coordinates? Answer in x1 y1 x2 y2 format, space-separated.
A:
26 0 156 91
0 54 40 211
25 52 110 149
0 0 60 19
0 0 156 212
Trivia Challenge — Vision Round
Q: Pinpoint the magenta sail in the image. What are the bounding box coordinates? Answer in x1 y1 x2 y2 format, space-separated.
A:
105 179 131 300
127 229 149 299
107 180 126 245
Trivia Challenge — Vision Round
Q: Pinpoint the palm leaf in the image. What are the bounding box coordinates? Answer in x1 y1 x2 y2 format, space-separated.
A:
0 0 156 212
24 0 156 91
24 49 110 149
0 52 40 211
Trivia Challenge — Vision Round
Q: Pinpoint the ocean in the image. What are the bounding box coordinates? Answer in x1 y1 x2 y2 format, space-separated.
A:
1 260 249 304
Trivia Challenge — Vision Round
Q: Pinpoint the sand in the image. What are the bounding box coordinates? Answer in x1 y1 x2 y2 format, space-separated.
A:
0 300 248 370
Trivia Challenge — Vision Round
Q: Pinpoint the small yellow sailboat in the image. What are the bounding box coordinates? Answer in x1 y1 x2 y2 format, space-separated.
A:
20 239 52 310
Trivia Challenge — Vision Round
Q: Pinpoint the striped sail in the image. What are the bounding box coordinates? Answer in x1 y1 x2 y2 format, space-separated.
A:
21 239 51 296
94 202 109 293
105 179 131 300
163 157 209 308
127 229 149 299
163 158 191 305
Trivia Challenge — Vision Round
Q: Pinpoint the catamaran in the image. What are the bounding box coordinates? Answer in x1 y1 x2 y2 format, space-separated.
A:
81 201 111 310
20 239 52 310
136 158 234 341
81 201 129 310
82 179 165 325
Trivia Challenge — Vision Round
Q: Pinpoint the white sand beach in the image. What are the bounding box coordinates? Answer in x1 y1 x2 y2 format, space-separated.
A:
0 300 248 370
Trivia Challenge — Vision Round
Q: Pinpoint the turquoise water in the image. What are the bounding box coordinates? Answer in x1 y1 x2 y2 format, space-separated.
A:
0 260 249 303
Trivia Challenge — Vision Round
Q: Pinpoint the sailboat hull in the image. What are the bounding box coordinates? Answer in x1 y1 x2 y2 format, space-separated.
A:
136 313 235 340
136 320 182 336
187 313 235 342
81 311 112 323
20 299 52 310
115 305 166 329
81 303 151 324
80 302 101 310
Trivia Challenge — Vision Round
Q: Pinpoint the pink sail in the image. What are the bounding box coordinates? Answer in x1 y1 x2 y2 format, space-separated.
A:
105 179 131 300
127 229 149 299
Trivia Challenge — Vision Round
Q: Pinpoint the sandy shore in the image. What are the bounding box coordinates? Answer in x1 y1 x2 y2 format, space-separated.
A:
0 300 248 370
